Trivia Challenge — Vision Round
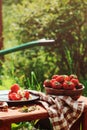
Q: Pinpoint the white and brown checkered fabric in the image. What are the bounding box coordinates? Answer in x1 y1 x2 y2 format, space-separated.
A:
37 92 84 130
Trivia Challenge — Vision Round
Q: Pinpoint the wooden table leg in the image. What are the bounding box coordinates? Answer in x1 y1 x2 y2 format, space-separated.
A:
70 116 81 130
82 111 87 130
0 123 11 130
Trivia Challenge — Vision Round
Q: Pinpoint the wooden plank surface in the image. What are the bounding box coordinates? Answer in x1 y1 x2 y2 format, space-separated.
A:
0 104 49 123
0 96 87 130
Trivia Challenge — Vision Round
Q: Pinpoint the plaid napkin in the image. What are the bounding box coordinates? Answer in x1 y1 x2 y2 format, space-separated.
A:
31 91 84 130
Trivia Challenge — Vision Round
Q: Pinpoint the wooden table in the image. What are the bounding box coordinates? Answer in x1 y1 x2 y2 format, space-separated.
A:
0 96 87 130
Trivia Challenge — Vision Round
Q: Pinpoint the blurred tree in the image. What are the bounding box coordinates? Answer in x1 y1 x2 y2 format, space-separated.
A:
2 0 87 85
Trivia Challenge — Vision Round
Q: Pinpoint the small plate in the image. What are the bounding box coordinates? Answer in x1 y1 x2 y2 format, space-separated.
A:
0 90 39 106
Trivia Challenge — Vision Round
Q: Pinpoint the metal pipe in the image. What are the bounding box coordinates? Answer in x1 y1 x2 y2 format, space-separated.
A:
0 39 55 56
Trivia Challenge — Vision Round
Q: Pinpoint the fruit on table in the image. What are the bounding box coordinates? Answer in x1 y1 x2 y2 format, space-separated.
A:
55 75 64 83
51 81 62 89
63 81 75 90
69 74 78 79
8 92 21 100
43 79 52 87
8 84 30 100
10 84 20 93
43 74 83 90
71 78 79 86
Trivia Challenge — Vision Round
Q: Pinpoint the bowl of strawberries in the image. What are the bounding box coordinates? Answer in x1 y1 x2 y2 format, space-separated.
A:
43 74 84 100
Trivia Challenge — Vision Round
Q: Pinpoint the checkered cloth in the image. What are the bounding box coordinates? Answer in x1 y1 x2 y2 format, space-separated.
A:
32 91 84 130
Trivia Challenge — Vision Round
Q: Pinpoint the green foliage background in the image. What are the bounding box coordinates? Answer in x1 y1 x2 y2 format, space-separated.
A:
0 0 87 129
1 0 87 92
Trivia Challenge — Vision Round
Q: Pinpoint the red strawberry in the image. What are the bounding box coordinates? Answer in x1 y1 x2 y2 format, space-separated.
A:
50 78 56 83
11 84 20 93
52 81 62 89
8 92 21 100
71 78 79 86
63 81 75 90
56 75 64 83
69 74 78 80
8 91 12 100
43 79 52 87
52 75 59 79
64 75 70 81
24 91 30 99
